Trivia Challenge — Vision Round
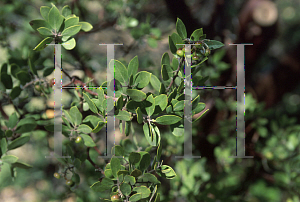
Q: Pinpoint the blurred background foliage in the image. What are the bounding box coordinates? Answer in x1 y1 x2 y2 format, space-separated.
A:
0 0 300 201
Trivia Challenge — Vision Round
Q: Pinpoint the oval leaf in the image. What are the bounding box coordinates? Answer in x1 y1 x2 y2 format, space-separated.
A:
37 27 53 36
80 134 96 147
116 110 131 121
62 38 76 50
62 25 82 36
128 56 138 77
126 89 146 102
155 115 182 125
83 92 98 113
78 22 93 32
2 155 18 164
33 37 53 51
48 5 64 31
8 136 30 150
176 18 187 39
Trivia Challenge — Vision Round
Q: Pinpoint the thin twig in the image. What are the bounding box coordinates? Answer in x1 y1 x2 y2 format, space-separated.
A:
166 57 184 93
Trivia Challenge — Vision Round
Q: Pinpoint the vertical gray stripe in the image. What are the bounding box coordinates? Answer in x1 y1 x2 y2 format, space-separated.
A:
236 44 245 157
46 44 68 158
174 44 201 159
184 45 193 157
106 45 114 157
229 44 253 158
99 44 122 158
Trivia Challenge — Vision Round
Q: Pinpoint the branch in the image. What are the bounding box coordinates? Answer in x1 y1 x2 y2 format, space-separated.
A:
166 57 184 93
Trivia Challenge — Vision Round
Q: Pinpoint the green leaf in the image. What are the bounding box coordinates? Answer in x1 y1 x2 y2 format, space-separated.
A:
155 115 182 125
111 60 128 84
157 143 162 161
134 71 151 89
63 109 73 125
168 35 177 55
129 193 142 202
190 28 203 41
161 52 170 66
2 155 18 164
128 56 138 77
161 65 171 81
61 5 72 17
11 161 32 169
139 173 160 184
29 19 52 31
155 94 168 111
150 74 161 92
137 152 151 171
176 18 187 39
33 37 53 51
78 124 92 133
5 130 12 138
120 182 131 196
15 118 37 133
172 57 179 71
125 121 131 137
64 17 79 28
48 5 64 31
37 27 53 36
1 63 7 73
40 6 51 21
28 58 37 75
116 110 131 121
113 145 124 156
170 122 184 136
143 122 153 146
111 157 121 178
1 138 7 154
82 92 98 113
16 71 31 86
192 95 200 110
70 106 82 126
10 64 21 78
97 87 105 103
7 112 18 129
62 38 76 50
193 102 206 115
132 185 151 199
129 152 141 165
62 25 81 36
124 175 136 185
9 86 21 100
136 107 143 124
78 22 93 32
90 177 114 192
145 94 155 116
0 73 12 89
171 33 183 48
205 40 224 50
126 89 146 102
43 66 54 77
173 100 184 111
104 169 114 179
80 134 96 147
131 169 142 177
8 135 30 150
156 165 176 179
116 97 123 111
